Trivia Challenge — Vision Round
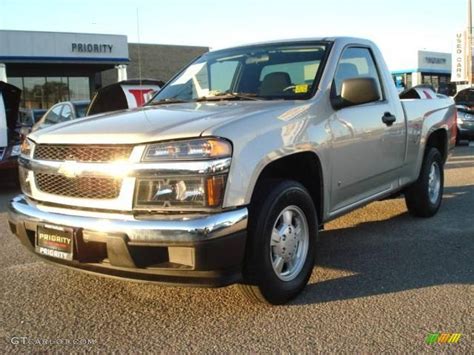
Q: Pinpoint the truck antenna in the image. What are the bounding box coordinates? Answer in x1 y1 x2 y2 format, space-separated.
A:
136 7 143 86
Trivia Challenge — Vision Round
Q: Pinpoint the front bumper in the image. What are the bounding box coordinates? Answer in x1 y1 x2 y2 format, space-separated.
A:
8 195 248 287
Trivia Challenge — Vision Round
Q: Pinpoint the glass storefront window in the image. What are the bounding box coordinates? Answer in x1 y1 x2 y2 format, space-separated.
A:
69 77 90 100
24 77 47 109
406 73 412 89
45 77 69 107
8 77 23 92
422 74 450 93
6 76 91 109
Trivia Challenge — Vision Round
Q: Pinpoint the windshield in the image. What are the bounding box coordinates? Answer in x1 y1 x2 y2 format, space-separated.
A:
33 110 46 122
75 103 89 118
455 89 474 105
150 42 328 104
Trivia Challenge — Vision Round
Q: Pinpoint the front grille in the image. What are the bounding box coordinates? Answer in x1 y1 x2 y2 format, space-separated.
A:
35 173 121 199
34 145 133 162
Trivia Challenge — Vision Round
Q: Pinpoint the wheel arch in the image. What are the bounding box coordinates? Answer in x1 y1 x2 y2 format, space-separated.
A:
249 151 324 225
425 128 448 163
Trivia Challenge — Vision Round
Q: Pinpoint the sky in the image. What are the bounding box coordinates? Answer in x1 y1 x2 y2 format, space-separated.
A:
0 0 468 70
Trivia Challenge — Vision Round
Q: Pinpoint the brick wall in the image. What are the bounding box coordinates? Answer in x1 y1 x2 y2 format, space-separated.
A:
101 43 208 87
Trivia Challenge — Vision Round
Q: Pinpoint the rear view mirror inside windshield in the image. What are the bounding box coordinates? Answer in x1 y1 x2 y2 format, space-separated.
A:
245 55 269 64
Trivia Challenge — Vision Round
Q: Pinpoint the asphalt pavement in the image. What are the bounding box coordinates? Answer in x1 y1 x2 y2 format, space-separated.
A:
0 146 472 353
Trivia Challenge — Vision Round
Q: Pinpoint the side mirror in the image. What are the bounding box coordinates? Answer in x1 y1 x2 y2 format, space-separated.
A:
331 77 381 110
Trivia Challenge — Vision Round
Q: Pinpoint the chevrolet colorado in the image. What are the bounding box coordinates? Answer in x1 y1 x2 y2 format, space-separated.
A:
8 37 456 304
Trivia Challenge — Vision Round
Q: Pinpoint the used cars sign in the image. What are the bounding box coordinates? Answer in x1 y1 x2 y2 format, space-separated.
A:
452 31 468 82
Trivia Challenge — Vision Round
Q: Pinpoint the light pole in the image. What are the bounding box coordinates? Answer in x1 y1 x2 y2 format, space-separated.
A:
468 0 472 85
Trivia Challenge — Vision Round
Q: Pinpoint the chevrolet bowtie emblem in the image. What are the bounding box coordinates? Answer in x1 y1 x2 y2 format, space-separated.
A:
57 161 83 178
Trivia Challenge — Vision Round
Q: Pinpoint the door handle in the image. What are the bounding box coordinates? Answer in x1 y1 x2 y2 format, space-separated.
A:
382 112 396 126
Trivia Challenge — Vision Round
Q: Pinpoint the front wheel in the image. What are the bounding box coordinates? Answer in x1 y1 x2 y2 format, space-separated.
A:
239 180 318 305
404 147 444 217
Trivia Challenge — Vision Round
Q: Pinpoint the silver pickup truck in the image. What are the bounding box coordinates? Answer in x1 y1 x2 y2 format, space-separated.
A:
9 37 456 304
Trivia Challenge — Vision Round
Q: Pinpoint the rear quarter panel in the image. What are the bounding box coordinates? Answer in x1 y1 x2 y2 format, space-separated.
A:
400 98 456 185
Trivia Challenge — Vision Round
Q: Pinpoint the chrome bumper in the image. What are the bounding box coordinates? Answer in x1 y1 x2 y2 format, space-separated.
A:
8 195 248 244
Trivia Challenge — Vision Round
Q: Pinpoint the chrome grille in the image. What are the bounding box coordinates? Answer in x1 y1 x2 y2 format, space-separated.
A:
35 173 121 199
34 145 133 162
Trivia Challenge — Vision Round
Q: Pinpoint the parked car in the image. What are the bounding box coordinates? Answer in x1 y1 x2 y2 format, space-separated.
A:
453 88 474 143
0 81 22 180
10 37 456 304
18 108 47 142
87 79 162 116
31 100 90 132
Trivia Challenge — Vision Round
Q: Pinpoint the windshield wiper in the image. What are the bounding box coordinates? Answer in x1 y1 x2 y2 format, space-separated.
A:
197 92 264 102
149 98 190 105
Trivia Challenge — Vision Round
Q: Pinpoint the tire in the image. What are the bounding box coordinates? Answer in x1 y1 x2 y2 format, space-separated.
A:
238 180 318 305
404 147 444 217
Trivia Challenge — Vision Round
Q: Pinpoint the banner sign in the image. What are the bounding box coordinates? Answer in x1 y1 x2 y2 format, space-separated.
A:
452 31 469 82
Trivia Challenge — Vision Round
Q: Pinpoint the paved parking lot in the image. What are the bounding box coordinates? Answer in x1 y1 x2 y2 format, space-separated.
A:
0 146 472 353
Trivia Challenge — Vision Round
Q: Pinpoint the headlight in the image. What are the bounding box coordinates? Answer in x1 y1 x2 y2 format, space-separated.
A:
457 111 472 121
10 144 21 157
135 175 226 209
20 139 35 158
143 138 232 161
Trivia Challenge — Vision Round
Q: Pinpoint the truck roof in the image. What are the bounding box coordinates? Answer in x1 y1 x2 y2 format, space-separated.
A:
210 37 376 53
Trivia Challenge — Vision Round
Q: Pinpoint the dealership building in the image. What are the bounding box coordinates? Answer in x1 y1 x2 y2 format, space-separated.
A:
391 50 455 94
0 30 208 109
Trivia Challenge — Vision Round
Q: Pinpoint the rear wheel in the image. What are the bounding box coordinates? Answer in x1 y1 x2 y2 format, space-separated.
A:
404 147 444 217
239 180 317 305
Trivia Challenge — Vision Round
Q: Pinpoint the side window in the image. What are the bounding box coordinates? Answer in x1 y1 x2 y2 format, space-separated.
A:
44 105 63 125
334 47 383 100
60 105 73 121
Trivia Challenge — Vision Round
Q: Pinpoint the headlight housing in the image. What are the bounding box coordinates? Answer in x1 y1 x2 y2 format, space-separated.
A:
135 175 226 209
142 138 232 161
457 111 473 122
9 144 21 157
20 139 35 158
137 138 231 210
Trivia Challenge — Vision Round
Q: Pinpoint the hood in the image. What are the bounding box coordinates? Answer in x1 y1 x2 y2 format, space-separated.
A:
0 81 22 147
29 100 292 145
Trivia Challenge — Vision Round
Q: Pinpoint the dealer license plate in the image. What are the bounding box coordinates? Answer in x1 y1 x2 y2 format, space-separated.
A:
35 224 74 261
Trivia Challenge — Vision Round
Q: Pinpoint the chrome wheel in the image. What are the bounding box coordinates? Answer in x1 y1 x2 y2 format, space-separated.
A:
270 205 309 282
428 161 441 204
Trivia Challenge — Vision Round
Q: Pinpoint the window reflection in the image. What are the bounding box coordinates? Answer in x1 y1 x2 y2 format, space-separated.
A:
69 77 90 100
24 77 46 109
45 77 69 107
6 76 90 109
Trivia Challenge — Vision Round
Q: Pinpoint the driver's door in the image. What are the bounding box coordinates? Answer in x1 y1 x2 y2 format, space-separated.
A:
329 47 405 213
